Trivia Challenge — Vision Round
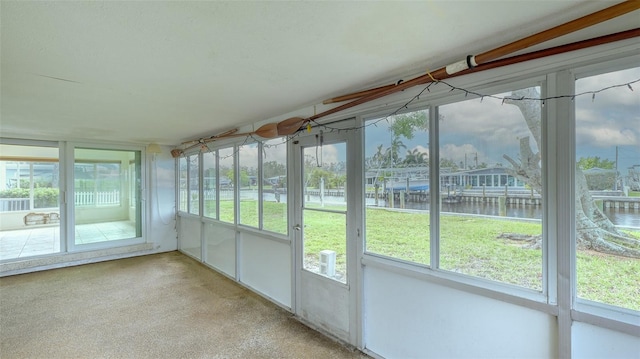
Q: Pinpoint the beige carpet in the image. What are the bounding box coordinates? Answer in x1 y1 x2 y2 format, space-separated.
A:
0 251 368 359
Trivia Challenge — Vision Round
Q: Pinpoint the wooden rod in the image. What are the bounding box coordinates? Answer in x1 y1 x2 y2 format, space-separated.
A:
308 1 639 121
323 28 639 105
475 0 640 64
323 83 397 104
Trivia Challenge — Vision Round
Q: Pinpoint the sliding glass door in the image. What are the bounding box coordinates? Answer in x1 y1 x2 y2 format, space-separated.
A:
73 148 142 246
0 142 61 260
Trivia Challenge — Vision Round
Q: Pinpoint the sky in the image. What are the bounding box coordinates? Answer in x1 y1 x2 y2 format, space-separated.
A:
208 66 639 178
363 66 639 174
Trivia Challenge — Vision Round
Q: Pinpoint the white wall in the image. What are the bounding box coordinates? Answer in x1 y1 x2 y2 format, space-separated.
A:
572 322 640 359
203 221 236 277
364 266 557 359
240 232 291 308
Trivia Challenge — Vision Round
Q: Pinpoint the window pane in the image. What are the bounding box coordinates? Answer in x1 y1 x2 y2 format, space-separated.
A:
263 138 287 234
219 147 235 223
438 87 543 290
575 67 640 311
74 148 141 245
178 157 187 212
239 143 259 228
188 154 199 215
364 110 430 266
203 151 217 219
0 144 61 259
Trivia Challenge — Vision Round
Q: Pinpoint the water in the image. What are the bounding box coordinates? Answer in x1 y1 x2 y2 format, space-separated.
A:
262 192 639 228
365 198 639 228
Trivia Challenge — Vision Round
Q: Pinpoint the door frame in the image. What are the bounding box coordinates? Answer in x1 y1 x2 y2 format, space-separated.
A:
290 118 363 347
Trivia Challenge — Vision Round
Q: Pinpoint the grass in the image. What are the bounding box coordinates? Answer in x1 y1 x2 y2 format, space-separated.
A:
206 199 640 311
629 191 640 198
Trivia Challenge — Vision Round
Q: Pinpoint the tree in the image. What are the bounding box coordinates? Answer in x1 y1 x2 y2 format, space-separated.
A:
404 148 428 166
577 156 615 170
386 136 406 167
503 88 639 258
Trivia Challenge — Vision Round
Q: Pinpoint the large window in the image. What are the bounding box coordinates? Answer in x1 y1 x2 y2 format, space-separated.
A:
219 147 236 223
238 142 259 228
438 86 543 291
73 148 141 245
203 151 217 219
188 154 199 215
0 143 61 259
262 138 288 234
575 66 640 311
364 110 430 265
178 157 188 212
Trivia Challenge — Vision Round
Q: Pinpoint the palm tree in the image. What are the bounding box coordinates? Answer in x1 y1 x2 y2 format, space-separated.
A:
386 136 406 167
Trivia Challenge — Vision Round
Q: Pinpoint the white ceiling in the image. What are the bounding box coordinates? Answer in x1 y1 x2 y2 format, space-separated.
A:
1 1 638 146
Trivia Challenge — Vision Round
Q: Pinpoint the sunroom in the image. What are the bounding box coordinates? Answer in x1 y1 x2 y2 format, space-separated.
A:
1 1 639 358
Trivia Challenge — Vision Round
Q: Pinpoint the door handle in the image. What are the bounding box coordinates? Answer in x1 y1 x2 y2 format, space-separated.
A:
293 224 301 231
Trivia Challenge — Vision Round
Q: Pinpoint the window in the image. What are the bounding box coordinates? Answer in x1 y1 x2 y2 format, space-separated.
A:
74 162 121 206
238 142 259 228
575 66 640 311
262 138 288 234
0 143 61 259
219 147 235 223
438 87 543 291
202 151 217 219
74 148 141 245
364 110 430 265
188 154 199 215
178 157 188 212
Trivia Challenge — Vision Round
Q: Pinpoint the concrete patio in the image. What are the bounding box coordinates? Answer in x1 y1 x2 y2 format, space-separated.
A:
0 221 136 261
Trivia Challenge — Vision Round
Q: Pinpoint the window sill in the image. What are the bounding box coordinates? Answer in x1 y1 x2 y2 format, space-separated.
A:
573 300 640 337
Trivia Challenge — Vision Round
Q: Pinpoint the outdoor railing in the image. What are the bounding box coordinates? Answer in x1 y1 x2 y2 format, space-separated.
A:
0 190 121 212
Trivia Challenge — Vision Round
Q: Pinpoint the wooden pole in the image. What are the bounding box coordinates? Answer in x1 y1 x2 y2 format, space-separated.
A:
310 1 639 120
322 28 639 104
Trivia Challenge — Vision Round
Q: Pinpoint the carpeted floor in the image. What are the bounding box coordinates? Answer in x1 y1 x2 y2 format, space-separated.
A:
0 251 368 359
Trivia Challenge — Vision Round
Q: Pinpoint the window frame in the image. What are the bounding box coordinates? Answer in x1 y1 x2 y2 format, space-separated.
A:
570 58 640 324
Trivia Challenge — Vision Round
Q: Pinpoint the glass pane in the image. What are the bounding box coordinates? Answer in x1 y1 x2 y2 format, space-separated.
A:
263 138 287 234
0 144 61 259
364 110 430 265
178 157 187 212
202 151 217 219
303 209 347 283
239 143 259 228
219 147 235 223
575 67 640 311
188 154 199 215
303 143 347 212
438 87 543 291
74 148 141 245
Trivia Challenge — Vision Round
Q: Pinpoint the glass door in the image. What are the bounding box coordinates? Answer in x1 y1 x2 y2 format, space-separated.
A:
293 126 357 344
73 148 142 247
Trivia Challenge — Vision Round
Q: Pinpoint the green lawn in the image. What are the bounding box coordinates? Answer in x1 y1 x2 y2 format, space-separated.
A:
206 200 640 311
